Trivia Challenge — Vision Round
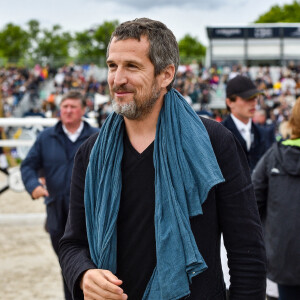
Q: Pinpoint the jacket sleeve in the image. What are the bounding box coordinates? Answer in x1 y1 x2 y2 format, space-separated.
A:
251 150 270 221
59 139 97 300
20 134 44 195
211 121 267 299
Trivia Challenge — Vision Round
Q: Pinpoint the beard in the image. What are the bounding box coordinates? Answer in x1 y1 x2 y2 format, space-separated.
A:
111 80 161 120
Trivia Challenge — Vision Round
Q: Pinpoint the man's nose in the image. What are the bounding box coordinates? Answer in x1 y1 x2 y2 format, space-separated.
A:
113 68 128 86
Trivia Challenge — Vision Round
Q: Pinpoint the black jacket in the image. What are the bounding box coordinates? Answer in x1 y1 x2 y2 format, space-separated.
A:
252 141 300 285
222 115 272 172
59 117 266 300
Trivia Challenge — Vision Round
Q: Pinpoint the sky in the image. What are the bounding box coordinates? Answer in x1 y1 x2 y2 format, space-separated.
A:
0 0 295 46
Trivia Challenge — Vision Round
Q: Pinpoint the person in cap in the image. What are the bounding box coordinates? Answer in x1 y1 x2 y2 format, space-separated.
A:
59 19 266 300
222 75 274 172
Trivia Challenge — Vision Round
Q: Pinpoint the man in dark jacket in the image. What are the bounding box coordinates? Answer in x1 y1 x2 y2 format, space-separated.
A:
222 75 274 172
21 90 98 300
59 19 266 300
221 75 274 299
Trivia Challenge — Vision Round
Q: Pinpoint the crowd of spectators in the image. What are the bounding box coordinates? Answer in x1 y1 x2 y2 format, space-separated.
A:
173 61 300 137
1 61 300 135
0 65 50 117
49 63 111 127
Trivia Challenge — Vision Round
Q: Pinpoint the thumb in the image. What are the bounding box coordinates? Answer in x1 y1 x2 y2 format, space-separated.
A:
103 270 123 286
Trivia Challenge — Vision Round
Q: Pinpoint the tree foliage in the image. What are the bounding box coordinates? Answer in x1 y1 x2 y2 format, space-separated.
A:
27 19 40 40
74 30 95 62
0 23 30 62
255 1 300 23
74 20 118 64
178 34 206 63
93 20 119 56
35 25 72 65
0 19 206 66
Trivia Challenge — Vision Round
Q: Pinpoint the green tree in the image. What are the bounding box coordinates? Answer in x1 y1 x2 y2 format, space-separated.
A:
74 30 95 63
35 24 72 66
255 1 300 23
93 20 118 56
25 19 40 63
178 34 206 63
0 23 30 62
74 20 118 65
27 19 40 40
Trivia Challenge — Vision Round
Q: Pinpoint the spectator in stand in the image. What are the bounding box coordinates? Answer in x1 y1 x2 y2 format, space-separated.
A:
252 98 300 300
21 90 98 300
253 109 276 149
281 70 296 96
228 64 240 80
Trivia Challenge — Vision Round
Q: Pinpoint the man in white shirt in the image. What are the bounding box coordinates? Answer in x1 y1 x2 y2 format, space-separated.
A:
221 75 273 300
222 75 273 172
21 90 98 300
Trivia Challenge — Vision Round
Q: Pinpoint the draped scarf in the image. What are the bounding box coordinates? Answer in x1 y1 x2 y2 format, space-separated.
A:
84 88 224 299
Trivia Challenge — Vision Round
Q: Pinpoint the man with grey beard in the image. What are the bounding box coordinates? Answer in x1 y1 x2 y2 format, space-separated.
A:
112 81 160 120
59 18 266 300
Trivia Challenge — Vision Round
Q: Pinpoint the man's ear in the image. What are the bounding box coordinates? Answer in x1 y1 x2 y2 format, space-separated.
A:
226 98 232 109
160 65 175 89
82 106 87 115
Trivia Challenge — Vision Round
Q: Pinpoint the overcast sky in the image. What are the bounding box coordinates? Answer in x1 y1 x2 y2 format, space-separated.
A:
0 0 295 45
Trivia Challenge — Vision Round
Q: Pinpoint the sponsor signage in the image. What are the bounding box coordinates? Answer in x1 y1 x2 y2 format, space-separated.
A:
208 25 300 39
208 28 245 39
247 27 280 38
283 27 300 38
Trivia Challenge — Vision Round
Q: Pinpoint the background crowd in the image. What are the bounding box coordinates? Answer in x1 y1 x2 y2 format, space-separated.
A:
1 61 300 300
1 61 300 177
2 61 300 135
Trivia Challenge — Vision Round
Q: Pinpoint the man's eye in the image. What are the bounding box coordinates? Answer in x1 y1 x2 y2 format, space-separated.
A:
108 63 117 69
128 64 137 69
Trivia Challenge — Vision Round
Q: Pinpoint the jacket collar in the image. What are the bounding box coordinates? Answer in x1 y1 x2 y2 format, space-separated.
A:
225 115 248 151
226 115 264 152
230 114 252 133
51 120 91 140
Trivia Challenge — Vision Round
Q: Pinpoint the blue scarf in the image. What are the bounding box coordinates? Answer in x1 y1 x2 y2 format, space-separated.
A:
84 88 224 300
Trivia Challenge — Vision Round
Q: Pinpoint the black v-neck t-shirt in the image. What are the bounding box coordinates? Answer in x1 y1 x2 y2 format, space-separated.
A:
116 132 156 300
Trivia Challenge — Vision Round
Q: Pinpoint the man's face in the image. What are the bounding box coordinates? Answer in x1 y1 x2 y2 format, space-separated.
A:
60 98 85 127
106 36 163 120
227 96 258 124
253 111 266 125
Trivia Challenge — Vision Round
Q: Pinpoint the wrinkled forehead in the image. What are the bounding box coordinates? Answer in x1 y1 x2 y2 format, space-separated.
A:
107 35 150 56
107 36 151 63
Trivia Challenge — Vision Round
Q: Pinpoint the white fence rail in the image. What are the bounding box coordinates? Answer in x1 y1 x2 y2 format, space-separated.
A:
0 117 97 147
0 117 58 127
0 117 97 194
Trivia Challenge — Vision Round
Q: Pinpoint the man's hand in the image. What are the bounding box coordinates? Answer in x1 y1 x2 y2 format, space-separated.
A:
31 185 49 199
80 269 128 300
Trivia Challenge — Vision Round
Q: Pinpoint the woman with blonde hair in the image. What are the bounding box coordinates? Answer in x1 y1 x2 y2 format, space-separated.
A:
252 98 300 300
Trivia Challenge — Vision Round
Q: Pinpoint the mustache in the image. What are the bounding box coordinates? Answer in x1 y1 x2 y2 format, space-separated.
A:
112 85 134 93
